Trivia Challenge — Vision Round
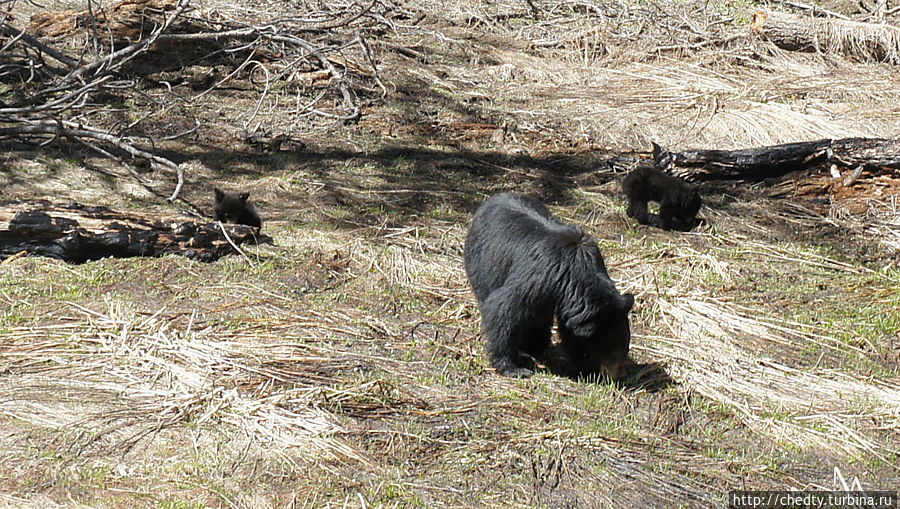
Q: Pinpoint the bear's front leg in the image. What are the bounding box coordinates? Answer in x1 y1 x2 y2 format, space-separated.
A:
481 286 535 378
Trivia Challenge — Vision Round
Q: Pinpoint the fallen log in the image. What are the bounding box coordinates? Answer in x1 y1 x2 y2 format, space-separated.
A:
1 201 260 263
751 10 900 64
652 137 900 181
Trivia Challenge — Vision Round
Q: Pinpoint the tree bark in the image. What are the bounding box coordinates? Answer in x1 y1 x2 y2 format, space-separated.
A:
652 138 900 181
1 201 260 263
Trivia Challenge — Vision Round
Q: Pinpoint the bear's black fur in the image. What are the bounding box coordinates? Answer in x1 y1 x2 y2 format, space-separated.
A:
622 165 701 231
213 188 262 228
464 193 634 379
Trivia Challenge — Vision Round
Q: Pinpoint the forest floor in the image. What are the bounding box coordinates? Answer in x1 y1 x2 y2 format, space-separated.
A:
1 0 899 507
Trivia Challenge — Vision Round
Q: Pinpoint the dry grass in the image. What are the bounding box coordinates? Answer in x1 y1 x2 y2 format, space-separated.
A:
4 183 897 506
647 295 900 457
0 300 364 457
391 0 900 152
615 200 900 461
835 195 900 253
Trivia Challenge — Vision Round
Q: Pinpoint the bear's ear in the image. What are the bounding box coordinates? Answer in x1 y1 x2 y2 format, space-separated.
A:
239 192 250 202
214 188 224 201
565 317 597 338
564 307 598 337
620 293 635 313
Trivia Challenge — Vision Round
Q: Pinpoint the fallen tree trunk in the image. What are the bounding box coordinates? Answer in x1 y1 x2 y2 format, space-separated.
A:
1 201 260 263
751 10 900 64
652 137 900 181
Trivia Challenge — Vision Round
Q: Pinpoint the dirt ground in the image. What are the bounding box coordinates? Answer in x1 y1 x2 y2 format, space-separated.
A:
1 0 899 507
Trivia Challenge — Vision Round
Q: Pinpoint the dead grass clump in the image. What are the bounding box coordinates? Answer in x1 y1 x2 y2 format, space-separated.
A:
821 16 900 64
0 300 367 463
835 195 900 255
758 11 900 64
639 288 900 461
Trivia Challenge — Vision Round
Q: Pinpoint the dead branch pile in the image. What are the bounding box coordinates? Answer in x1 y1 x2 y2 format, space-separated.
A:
0 0 411 201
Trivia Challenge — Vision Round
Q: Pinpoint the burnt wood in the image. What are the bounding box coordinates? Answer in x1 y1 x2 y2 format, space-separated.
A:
652 138 900 181
1 201 260 263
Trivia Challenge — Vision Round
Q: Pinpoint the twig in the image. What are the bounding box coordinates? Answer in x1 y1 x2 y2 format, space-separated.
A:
652 33 746 54
288 0 379 31
159 119 201 140
0 0 393 205
0 22 79 67
0 120 178 169
169 164 185 202
294 90 328 116
0 120 185 200
86 0 101 57
0 21 25 53
216 221 255 267
773 0 851 20
0 75 114 114
192 45 260 101
355 31 387 97
272 33 361 119
242 61 270 130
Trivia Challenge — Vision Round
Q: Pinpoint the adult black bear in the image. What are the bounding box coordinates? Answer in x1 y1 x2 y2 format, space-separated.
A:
622 165 701 231
464 193 634 379
213 188 262 228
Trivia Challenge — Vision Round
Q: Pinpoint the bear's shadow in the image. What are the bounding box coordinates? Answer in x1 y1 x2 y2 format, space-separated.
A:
541 343 674 392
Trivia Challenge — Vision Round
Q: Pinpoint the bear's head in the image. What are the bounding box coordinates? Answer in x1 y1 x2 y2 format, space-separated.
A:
213 188 251 223
560 292 634 381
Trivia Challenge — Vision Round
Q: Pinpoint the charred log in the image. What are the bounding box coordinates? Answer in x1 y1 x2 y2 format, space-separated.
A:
652 138 900 181
1 201 260 263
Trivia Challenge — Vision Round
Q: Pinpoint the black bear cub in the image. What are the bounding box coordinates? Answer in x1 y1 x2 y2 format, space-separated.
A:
213 188 262 228
464 193 634 379
622 165 701 231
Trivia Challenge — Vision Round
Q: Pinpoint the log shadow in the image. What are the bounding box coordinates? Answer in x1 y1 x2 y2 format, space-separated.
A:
139 142 628 231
